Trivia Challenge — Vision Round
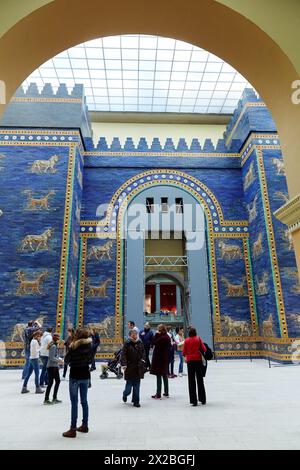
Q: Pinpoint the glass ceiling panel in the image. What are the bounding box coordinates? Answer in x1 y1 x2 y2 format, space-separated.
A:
23 34 255 114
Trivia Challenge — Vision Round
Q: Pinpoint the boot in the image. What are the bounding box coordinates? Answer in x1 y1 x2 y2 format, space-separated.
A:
76 425 89 433
52 398 62 404
63 428 77 438
35 387 45 394
21 387 29 394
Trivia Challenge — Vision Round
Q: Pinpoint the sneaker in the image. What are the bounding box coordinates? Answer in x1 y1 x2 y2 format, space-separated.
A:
133 403 140 408
163 393 170 398
35 387 45 394
52 398 62 404
21 387 29 394
122 395 127 403
178 373 183 377
76 425 89 433
62 428 76 438
43 400 53 405
151 394 161 400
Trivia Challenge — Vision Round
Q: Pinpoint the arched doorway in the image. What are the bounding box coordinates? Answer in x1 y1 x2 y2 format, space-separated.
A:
145 272 188 329
121 180 213 345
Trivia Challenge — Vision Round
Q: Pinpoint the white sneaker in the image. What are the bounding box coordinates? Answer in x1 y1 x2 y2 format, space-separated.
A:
178 373 183 377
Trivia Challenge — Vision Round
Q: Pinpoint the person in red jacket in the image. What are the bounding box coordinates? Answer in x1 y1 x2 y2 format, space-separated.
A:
183 326 207 406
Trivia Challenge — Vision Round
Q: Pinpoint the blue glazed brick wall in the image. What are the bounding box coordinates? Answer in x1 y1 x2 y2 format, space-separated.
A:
83 238 117 339
1 86 300 365
0 131 82 367
242 150 280 337
262 148 300 338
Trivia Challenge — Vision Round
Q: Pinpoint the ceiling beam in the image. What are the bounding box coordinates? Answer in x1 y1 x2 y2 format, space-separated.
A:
89 111 231 125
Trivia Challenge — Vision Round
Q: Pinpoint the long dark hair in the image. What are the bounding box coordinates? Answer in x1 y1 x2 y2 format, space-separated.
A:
188 327 197 337
74 328 90 341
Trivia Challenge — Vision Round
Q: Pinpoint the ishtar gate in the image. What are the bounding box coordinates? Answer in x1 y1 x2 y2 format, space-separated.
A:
0 83 299 366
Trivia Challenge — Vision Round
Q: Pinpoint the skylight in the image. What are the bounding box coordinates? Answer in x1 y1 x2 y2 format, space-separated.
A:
22 35 254 114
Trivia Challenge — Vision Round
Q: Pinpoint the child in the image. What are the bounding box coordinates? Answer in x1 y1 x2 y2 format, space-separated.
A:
44 332 63 404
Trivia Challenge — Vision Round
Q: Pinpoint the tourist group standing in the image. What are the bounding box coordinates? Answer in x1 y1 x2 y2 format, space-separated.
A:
120 320 210 408
19 317 211 438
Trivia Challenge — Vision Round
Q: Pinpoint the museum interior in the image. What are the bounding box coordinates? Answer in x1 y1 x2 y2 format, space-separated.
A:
1 0 300 452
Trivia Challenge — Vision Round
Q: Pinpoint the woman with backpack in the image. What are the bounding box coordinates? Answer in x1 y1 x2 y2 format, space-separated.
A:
183 326 207 406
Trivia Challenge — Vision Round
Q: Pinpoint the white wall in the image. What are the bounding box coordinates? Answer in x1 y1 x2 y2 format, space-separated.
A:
91 122 226 147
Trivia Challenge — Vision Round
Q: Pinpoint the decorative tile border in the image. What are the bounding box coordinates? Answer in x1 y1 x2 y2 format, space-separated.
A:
55 143 77 334
11 97 82 104
84 151 240 158
243 238 259 336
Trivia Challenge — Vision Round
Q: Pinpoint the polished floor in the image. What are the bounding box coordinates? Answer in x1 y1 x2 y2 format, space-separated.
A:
0 359 300 450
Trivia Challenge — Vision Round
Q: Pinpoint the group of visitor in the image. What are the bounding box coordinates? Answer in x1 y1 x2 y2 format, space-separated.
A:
19 317 210 439
121 321 208 408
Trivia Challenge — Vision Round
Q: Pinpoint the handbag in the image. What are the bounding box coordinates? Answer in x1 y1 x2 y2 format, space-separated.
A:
199 339 214 361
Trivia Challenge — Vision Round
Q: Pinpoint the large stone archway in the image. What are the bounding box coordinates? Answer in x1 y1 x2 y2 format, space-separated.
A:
0 0 299 267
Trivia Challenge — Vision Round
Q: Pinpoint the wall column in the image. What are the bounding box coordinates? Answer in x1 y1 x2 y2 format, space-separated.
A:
176 285 181 317
155 283 160 313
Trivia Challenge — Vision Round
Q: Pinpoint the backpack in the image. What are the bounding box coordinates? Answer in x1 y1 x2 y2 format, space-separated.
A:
203 343 214 361
24 327 34 349
199 338 213 361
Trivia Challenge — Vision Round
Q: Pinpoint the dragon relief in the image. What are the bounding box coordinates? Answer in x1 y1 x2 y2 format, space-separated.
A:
23 190 56 211
243 161 256 191
85 277 112 298
16 270 48 296
221 276 247 297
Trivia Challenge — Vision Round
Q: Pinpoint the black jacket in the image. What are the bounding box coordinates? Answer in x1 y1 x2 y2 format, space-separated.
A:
121 339 146 380
65 338 93 380
91 332 100 350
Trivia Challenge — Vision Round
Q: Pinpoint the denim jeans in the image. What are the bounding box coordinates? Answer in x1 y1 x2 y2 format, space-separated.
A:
23 358 40 388
177 350 184 374
22 350 30 380
69 378 89 429
40 355 49 386
123 379 141 405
